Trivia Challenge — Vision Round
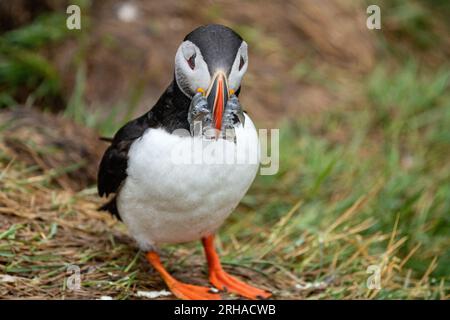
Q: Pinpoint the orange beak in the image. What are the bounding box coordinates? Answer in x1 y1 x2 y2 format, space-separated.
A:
206 72 229 131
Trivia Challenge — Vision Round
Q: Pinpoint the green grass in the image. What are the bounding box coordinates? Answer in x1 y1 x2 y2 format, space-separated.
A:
0 13 71 108
233 60 450 285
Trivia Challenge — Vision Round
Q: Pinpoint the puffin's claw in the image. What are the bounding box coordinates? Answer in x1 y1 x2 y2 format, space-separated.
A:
168 281 221 300
202 235 272 300
146 251 221 300
209 268 272 300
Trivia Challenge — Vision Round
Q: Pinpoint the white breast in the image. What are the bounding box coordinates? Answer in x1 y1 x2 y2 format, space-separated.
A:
117 114 259 250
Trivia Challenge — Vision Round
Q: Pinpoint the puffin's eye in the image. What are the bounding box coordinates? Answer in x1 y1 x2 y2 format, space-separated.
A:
187 53 196 70
239 56 245 71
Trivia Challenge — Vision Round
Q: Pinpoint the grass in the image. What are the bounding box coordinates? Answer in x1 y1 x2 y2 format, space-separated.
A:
228 61 449 298
0 13 70 108
0 0 449 299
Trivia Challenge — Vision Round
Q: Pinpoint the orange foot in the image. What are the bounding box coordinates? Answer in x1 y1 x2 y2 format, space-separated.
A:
146 251 221 300
202 235 272 300
209 266 272 299
169 280 221 300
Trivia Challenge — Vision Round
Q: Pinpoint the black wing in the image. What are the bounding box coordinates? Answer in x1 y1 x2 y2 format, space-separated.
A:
97 114 152 218
97 81 190 217
97 113 151 198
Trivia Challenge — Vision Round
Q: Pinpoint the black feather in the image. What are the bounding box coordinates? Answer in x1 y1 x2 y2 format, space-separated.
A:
99 137 113 143
184 24 243 76
98 196 120 219
97 81 190 216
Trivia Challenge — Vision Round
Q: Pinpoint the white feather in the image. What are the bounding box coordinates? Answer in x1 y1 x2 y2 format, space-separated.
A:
117 114 259 250
174 41 210 98
228 41 248 91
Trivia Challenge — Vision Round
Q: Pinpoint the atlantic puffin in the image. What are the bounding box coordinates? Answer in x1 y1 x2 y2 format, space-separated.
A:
98 24 271 300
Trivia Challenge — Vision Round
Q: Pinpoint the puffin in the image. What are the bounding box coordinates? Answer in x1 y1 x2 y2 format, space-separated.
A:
98 24 271 300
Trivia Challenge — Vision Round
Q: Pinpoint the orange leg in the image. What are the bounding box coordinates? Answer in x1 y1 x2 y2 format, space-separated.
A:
146 251 221 300
202 235 272 300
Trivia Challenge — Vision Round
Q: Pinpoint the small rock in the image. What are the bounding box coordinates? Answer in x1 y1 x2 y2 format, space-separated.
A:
136 290 172 299
0 274 17 283
295 281 328 291
117 2 138 23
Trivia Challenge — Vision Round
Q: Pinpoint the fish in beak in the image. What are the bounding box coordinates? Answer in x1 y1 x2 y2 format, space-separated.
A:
206 71 229 131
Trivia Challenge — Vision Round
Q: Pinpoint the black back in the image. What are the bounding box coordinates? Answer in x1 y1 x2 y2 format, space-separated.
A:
97 81 190 217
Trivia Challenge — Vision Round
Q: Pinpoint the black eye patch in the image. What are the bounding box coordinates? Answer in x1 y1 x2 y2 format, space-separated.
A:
187 53 196 70
239 56 245 71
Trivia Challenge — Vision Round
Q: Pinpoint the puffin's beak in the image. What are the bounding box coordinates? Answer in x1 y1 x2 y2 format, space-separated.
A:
206 71 229 131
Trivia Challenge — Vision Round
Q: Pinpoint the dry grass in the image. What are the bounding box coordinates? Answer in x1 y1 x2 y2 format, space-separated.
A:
0 137 446 299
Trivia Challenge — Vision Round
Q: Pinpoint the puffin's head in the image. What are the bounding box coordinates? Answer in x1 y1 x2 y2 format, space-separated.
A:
174 24 248 128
